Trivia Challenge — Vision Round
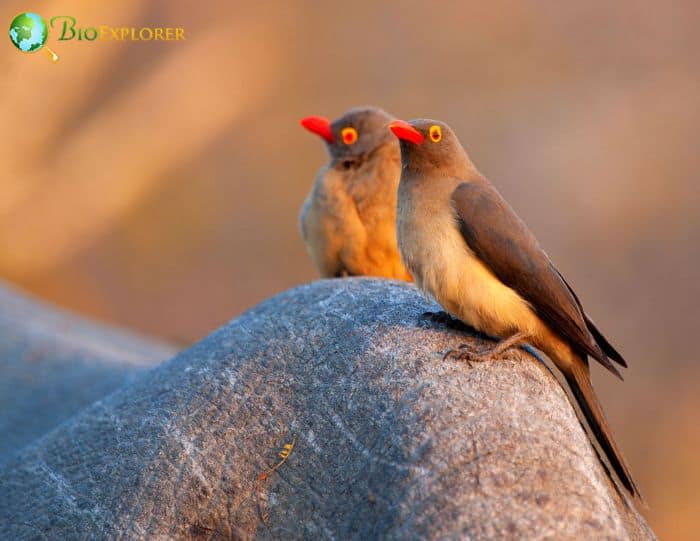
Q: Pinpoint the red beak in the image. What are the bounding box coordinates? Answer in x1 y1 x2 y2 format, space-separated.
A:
300 116 334 143
388 120 424 144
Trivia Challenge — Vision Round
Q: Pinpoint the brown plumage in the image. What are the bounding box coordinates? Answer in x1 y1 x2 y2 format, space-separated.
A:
299 107 412 281
389 118 640 499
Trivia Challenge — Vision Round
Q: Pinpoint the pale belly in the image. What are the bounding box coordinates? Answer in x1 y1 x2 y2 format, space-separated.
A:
399 206 542 339
302 168 411 280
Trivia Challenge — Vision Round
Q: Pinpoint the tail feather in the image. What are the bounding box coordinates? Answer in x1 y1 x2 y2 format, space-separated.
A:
591 345 624 381
550 264 628 370
564 360 641 499
584 313 628 368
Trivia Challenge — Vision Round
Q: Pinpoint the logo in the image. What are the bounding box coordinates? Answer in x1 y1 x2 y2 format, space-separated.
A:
9 13 185 64
9 12 58 62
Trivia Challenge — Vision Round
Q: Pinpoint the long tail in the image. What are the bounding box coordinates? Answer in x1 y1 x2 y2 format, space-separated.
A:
563 360 641 499
583 313 627 368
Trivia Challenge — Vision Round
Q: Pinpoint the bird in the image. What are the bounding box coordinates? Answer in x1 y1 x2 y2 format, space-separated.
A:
388 118 640 499
299 107 412 281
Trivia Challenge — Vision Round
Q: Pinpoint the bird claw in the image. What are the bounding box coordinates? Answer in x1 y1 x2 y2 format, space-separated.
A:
422 311 473 332
442 343 481 367
443 343 510 367
422 310 450 323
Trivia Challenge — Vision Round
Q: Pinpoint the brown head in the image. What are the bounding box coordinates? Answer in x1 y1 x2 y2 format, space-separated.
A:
388 119 473 177
301 107 398 170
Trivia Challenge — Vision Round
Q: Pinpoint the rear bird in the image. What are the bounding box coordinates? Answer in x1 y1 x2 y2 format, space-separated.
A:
299 107 412 281
389 118 640 499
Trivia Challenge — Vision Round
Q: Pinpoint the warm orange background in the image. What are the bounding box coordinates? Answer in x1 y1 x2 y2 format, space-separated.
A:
2 1 699 538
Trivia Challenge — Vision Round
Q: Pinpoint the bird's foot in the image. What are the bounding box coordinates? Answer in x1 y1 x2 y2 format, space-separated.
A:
443 332 531 367
422 310 452 324
442 343 482 367
477 332 531 362
422 311 473 332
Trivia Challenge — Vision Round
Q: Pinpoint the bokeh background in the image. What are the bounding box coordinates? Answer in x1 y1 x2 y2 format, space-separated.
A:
2 1 699 538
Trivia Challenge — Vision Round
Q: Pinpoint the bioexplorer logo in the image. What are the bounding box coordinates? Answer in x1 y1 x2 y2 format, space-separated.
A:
9 12 58 62
9 12 185 63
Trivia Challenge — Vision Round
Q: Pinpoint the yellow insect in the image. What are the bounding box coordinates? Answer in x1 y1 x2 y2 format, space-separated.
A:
279 442 294 460
255 437 297 524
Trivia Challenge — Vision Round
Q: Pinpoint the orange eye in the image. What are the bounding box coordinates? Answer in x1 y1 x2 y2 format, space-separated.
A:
341 127 358 145
429 125 442 143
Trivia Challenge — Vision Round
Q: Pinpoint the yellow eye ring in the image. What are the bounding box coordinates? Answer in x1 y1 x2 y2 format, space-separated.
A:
341 127 358 145
429 125 442 143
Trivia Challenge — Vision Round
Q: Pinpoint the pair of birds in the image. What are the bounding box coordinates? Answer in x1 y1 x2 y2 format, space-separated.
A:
299 107 639 499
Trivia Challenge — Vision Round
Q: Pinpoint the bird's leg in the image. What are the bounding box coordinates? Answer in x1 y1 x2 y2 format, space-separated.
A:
480 331 530 360
421 311 473 332
442 343 479 367
422 310 453 325
444 331 530 368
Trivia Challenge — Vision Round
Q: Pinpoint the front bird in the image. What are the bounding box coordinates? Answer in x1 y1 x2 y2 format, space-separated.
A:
299 107 412 281
388 118 640 499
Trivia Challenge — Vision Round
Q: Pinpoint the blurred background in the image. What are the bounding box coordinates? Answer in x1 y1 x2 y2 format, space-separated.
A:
2 0 699 537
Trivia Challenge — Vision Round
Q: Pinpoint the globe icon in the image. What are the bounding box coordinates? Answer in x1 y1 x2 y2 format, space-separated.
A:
9 12 48 52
